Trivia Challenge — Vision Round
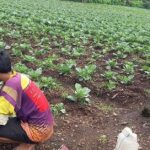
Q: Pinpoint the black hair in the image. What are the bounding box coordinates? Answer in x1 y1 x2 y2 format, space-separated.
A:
0 49 12 73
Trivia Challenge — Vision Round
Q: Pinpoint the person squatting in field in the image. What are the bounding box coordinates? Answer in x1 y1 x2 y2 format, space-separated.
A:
0 49 54 150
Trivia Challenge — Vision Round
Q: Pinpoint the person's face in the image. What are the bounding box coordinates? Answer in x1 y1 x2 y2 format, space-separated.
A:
0 72 10 82
0 73 4 81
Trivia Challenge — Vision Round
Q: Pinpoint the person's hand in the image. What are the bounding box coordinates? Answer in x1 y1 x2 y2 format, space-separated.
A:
0 115 9 125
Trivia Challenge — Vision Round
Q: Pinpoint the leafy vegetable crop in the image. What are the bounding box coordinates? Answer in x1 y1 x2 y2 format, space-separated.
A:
0 0 149 94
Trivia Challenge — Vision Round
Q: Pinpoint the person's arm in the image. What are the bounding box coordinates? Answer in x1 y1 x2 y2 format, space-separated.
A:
0 93 16 125
0 73 29 125
0 85 16 125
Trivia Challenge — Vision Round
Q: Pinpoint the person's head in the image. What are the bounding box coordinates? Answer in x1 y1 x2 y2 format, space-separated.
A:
0 49 12 81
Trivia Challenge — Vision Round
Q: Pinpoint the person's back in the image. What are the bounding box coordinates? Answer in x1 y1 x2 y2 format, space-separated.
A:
3 72 54 142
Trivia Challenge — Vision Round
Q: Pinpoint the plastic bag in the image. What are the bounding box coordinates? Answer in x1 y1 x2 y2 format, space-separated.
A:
114 127 139 150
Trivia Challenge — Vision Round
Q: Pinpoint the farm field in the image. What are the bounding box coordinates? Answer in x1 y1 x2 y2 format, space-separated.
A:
0 0 150 149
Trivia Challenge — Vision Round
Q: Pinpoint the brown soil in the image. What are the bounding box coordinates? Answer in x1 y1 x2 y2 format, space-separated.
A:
0 37 150 150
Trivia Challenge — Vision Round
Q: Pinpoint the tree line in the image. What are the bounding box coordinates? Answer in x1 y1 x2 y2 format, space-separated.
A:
64 0 150 9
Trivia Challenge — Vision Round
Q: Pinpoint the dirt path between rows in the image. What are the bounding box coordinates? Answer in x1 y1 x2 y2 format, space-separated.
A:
0 94 149 150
